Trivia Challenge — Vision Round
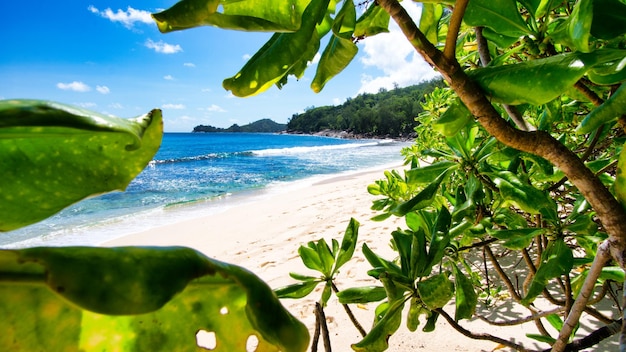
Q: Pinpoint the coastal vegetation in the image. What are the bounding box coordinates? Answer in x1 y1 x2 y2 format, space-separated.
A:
286 79 445 137
2 1 626 352
193 118 287 133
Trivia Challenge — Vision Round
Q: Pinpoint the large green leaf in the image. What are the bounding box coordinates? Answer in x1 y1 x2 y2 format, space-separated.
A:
522 240 574 305
337 286 387 304
352 274 405 352
468 53 588 105
354 2 390 38
420 3 444 44
493 171 558 221
391 171 449 216
334 217 360 272
577 84 626 134
433 98 473 137
452 264 477 321
463 0 532 37
152 0 309 32
222 0 329 97
591 0 626 39
0 246 309 351
0 100 162 232
312 0 358 93
417 273 454 310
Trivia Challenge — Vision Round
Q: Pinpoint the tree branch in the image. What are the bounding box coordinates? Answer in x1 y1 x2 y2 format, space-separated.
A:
551 241 612 352
444 0 470 60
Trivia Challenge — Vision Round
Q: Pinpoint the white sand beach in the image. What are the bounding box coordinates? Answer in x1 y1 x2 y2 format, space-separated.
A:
103 165 619 351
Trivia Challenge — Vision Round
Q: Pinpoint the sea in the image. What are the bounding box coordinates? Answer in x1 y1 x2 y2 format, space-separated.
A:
1 132 409 248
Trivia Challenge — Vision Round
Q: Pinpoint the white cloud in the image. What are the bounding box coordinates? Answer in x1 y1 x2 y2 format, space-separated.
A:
145 39 183 54
57 81 91 92
184 62 196 68
357 2 439 94
96 85 110 94
88 5 153 29
109 103 124 109
76 102 97 108
206 104 226 112
162 103 186 109
242 54 252 61
163 75 174 80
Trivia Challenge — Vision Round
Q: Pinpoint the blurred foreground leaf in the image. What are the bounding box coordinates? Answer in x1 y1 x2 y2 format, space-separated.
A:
0 100 163 231
0 246 309 352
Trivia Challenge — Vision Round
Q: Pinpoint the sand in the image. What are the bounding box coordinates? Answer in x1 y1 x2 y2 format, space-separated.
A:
103 165 619 352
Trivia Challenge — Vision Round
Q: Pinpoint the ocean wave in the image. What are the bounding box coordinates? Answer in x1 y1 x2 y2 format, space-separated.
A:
251 140 392 156
149 151 254 166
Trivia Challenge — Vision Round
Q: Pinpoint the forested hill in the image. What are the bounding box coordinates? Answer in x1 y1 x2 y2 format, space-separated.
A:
287 78 445 138
193 118 287 133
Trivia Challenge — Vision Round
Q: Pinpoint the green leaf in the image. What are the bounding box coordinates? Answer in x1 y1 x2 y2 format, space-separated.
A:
588 55 626 85
406 161 457 185
420 3 444 44
406 296 421 332
354 2 390 38
0 100 162 232
464 0 532 37
316 238 335 277
493 171 558 221
468 53 588 105
418 273 454 310
488 228 546 250
591 0 626 39
527 333 557 344
222 0 329 97
577 84 626 134
453 264 477 321
298 245 324 272
312 0 358 92
0 246 309 352
152 0 309 32
275 280 320 299
334 218 360 271
337 286 387 304
433 98 473 137
522 239 574 305
568 0 594 53
353 273 405 351
362 243 403 276
392 171 449 216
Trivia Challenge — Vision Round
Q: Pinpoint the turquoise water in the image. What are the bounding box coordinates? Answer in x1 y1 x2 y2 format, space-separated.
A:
1 133 408 247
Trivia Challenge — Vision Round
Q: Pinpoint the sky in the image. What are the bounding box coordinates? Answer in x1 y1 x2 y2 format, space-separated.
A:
1 1 439 132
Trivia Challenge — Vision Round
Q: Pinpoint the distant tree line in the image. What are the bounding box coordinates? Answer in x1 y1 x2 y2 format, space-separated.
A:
287 78 445 137
193 118 286 133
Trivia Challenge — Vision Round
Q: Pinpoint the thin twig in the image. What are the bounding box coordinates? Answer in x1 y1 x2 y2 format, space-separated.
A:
477 307 565 326
312 307 321 352
315 302 332 352
485 245 522 301
435 308 535 352
331 282 367 337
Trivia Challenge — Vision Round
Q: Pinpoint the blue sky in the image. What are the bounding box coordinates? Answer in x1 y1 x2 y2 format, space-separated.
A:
1 1 438 132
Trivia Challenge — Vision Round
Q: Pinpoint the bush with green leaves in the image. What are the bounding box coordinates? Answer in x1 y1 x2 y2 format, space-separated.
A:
3 0 626 351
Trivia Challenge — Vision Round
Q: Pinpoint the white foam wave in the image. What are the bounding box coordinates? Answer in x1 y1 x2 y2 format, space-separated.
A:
251 140 387 156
